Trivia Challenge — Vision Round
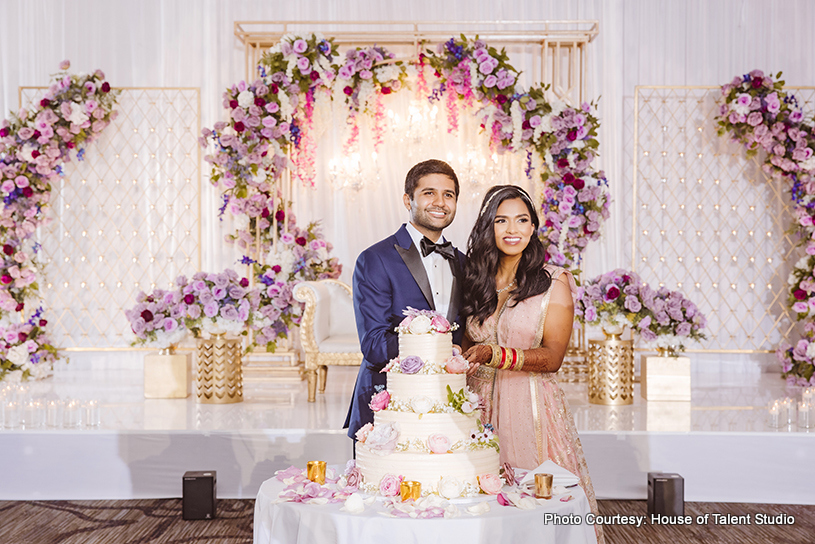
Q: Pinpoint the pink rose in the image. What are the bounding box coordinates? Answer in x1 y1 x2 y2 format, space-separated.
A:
369 390 391 412
427 433 451 454
478 473 503 495
430 314 451 333
444 354 469 374
379 474 402 497
355 422 373 443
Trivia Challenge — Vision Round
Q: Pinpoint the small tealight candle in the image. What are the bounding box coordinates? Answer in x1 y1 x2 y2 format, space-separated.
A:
799 401 813 429
306 461 326 484
803 387 815 404
46 399 62 428
400 480 421 501
767 401 781 428
782 397 796 425
535 473 554 499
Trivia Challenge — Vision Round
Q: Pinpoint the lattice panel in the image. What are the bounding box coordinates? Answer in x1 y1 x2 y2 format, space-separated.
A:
20 88 201 349
632 86 815 352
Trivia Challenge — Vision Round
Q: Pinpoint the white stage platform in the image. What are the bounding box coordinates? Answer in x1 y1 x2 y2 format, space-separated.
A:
1 353 813 504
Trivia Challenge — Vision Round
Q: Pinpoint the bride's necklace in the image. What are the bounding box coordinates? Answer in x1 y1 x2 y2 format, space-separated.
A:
496 279 515 295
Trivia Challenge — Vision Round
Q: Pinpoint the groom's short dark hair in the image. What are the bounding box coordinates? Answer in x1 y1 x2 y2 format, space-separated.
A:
404 159 460 199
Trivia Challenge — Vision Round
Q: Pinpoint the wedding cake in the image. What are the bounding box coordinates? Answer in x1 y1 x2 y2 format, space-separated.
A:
354 308 501 498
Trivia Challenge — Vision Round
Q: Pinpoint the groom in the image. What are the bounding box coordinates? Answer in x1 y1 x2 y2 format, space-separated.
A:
344 159 466 442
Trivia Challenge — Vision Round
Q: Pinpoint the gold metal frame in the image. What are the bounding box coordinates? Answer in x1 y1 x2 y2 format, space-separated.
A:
19 86 202 350
293 279 363 402
631 85 815 353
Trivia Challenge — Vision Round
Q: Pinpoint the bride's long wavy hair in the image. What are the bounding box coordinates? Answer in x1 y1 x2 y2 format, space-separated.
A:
462 185 552 325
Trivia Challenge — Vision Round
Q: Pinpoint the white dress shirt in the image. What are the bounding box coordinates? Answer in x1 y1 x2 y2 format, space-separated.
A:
405 222 455 318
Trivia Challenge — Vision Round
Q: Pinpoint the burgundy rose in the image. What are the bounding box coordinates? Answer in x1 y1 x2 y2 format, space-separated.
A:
1 275 12 284
66 142 75 149
794 289 807 301
496 94 508 105
31 150 40 158
101 82 111 93
33 130 41 139
275 210 285 221
40 98 51 107
381 86 391 95
184 294 195 304
229 99 239 109
270 83 279 94
254 97 266 107
563 172 575 184
272 265 282 273
567 130 578 141
15 302 24 312
343 86 353 96
572 178 585 190
240 278 249 287
434 70 441 77
605 285 621 300
39 319 47 327
18 333 27 342
145 296 154 302
622 274 631 283
751 77 763 89
0 128 8 137
261 207 270 218
522 119 531 130
22 187 33 198
557 157 569 168
309 70 320 81
545 219 553 227
2 245 13 255
233 121 245 132
140 309 154 322
295 236 307 246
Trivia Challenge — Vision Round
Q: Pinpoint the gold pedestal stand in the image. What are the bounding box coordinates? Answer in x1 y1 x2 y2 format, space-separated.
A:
588 334 634 405
560 322 589 383
195 334 243 404
143 348 191 399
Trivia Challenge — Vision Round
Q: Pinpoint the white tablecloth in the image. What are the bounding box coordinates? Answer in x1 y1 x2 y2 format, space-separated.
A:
253 476 598 544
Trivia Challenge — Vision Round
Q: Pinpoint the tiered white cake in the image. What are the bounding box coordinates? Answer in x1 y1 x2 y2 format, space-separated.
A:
355 308 500 497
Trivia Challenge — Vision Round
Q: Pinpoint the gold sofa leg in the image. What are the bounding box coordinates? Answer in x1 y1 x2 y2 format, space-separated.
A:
317 365 328 394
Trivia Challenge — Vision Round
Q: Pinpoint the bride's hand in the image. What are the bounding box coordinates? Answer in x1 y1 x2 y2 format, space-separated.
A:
463 345 492 376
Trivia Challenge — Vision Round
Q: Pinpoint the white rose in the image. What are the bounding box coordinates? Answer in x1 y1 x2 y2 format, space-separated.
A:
253 168 267 184
408 315 432 334
237 90 255 109
461 401 474 414
68 102 89 125
438 476 463 499
341 493 366 514
410 395 434 414
8 344 30 367
466 388 480 404
807 343 815 360
799 156 815 171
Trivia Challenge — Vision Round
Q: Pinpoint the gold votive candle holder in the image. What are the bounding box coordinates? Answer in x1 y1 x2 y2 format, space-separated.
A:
400 480 421 501
535 473 553 499
306 461 326 484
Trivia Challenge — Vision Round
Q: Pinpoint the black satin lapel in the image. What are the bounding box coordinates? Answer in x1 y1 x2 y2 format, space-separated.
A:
446 256 461 323
395 243 435 310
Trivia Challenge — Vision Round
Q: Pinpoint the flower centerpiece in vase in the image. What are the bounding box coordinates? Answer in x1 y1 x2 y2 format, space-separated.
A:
636 285 707 355
124 285 188 350
776 322 815 387
575 269 648 337
177 269 260 404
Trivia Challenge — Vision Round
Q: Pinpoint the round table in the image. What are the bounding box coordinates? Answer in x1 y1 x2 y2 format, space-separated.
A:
253 476 598 544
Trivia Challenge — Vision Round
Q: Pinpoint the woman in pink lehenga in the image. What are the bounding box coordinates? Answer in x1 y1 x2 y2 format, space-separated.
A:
461 185 603 544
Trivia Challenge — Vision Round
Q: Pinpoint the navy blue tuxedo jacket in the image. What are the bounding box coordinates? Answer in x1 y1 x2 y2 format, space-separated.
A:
344 224 465 439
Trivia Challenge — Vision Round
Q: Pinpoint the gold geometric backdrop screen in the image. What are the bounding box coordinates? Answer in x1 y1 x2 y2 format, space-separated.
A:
20 88 201 349
632 86 815 352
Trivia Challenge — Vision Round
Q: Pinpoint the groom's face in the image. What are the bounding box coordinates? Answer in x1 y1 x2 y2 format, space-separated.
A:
404 174 458 236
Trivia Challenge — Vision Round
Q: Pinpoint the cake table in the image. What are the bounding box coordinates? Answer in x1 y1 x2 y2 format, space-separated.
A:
253 473 598 544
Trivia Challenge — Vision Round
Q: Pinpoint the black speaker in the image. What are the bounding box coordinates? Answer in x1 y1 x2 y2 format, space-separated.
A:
647 472 684 516
183 471 217 520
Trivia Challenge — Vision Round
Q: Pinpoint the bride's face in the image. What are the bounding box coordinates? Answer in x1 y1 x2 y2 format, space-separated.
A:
493 198 534 257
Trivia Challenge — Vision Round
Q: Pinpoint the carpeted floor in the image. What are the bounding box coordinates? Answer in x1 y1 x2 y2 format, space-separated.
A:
0 499 812 543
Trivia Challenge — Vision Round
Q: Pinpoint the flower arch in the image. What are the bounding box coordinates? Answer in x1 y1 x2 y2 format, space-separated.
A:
0 61 119 381
199 33 611 350
716 69 815 386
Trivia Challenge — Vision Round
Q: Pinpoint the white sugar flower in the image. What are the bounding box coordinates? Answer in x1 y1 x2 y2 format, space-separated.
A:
408 315 432 334
410 395 434 414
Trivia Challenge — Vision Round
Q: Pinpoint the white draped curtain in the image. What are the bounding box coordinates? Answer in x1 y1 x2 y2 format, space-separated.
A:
1 0 813 307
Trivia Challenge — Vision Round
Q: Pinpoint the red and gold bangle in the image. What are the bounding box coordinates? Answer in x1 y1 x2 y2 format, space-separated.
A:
489 344 502 368
515 349 525 371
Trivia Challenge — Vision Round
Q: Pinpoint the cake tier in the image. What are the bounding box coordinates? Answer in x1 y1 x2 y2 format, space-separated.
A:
387 373 465 404
374 410 480 445
357 447 500 495
398 331 452 365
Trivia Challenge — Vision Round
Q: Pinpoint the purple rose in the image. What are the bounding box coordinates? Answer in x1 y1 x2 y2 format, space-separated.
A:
676 322 692 337
624 296 642 313
400 355 424 374
292 39 308 54
220 305 239 320
203 302 219 318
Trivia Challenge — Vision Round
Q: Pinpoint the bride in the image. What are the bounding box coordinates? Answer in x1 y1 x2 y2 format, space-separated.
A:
461 184 603 543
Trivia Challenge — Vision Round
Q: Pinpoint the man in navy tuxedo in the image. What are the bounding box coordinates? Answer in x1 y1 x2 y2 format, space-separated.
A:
344 159 465 443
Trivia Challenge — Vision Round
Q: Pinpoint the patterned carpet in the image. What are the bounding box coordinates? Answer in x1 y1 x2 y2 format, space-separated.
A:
0 498 812 543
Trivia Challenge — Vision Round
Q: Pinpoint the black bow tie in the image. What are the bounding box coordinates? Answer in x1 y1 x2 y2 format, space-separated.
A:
420 237 456 260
